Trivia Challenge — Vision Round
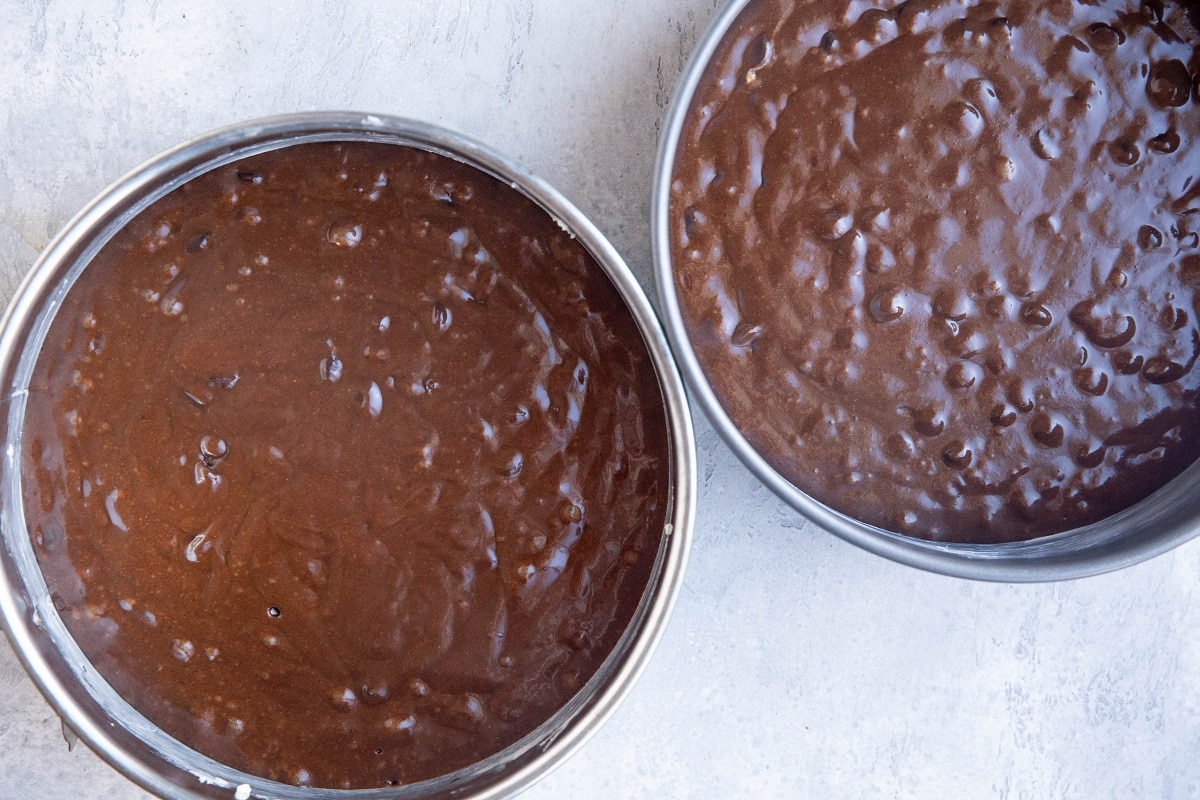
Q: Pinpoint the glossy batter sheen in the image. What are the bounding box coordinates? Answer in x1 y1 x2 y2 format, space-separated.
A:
23 142 669 788
671 0 1200 542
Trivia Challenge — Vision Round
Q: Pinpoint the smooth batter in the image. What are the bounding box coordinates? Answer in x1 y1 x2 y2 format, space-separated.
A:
671 0 1200 542
23 142 669 788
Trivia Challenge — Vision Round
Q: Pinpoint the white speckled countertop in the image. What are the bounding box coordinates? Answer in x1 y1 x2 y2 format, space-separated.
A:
1 2 1199 798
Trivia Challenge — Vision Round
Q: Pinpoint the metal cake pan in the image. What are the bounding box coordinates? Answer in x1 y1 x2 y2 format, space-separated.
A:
0 112 697 799
651 0 1200 582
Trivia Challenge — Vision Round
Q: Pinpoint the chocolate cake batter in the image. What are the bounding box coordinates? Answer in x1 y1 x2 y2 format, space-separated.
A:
671 0 1200 542
23 142 670 788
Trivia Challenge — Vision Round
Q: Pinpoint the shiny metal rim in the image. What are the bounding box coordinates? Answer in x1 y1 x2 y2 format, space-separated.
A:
0 112 696 799
650 0 1199 582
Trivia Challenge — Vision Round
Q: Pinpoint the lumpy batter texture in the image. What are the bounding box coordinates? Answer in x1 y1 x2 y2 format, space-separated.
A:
24 142 669 787
671 0 1200 542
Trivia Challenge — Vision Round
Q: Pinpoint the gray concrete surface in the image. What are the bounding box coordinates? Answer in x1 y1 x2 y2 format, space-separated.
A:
1 1 1199 798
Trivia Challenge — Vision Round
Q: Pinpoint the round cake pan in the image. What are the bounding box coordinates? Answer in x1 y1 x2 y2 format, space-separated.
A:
0 112 696 799
652 0 1200 583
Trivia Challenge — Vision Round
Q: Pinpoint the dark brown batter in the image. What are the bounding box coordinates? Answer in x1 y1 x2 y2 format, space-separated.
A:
23 142 669 788
671 0 1200 542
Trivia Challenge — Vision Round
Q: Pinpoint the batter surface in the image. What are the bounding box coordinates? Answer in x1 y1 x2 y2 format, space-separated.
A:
671 0 1200 542
24 142 669 787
